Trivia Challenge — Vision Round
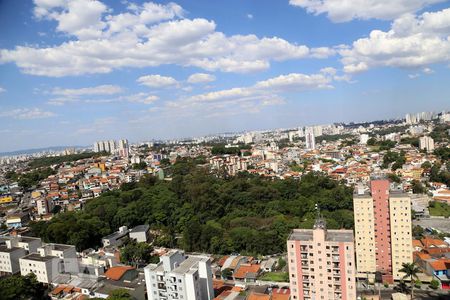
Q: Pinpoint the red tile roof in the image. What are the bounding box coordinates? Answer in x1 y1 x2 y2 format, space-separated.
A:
105 266 135 281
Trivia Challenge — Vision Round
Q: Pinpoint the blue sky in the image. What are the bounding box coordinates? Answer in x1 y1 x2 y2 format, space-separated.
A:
0 0 449 152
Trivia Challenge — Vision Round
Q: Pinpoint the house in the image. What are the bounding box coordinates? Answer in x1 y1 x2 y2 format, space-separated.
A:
426 259 450 290
233 264 260 282
129 224 151 243
271 288 290 300
101 226 129 247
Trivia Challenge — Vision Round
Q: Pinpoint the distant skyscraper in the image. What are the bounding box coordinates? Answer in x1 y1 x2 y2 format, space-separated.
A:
419 136 435 153
118 139 129 157
287 217 356 300
353 179 412 283
305 128 315 150
107 140 116 153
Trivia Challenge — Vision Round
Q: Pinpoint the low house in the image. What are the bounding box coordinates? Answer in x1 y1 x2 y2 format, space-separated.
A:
233 264 261 282
129 224 151 243
101 226 129 247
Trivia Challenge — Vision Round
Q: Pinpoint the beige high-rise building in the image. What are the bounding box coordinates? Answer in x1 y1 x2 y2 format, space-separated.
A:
353 179 412 283
419 136 434 153
287 218 356 300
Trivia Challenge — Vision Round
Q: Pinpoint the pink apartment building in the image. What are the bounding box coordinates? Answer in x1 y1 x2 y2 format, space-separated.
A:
287 218 356 300
353 179 412 283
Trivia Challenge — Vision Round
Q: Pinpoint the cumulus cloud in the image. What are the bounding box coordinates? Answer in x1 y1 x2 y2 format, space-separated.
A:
169 69 339 111
0 108 56 119
0 1 334 77
187 73 216 84
340 8 450 73
137 74 179 88
289 0 445 22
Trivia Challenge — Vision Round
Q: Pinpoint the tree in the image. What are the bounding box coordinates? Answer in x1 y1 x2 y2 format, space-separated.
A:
411 180 426 194
412 225 424 238
429 279 440 290
399 262 420 299
222 268 233 279
387 173 401 183
421 161 432 169
107 288 133 300
277 257 286 270
0 273 49 300
120 239 154 267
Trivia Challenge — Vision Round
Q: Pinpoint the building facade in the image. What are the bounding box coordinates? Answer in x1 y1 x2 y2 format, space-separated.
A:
354 179 412 282
144 250 214 300
419 136 435 153
287 219 356 300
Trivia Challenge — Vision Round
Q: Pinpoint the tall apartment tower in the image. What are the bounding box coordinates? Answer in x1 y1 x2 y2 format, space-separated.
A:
419 136 435 153
305 127 316 150
144 250 214 300
353 179 412 283
287 218 356 300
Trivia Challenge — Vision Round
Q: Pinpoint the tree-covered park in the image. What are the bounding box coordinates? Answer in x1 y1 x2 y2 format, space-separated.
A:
30 158 354 256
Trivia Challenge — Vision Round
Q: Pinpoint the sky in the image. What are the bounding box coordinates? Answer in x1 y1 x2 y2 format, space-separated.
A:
0 0 449 152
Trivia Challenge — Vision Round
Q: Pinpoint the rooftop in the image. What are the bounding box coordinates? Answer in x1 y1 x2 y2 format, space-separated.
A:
20 253 57 262
172 255 209 275
288 228 354 243
130 224 149 233
0 245 25 253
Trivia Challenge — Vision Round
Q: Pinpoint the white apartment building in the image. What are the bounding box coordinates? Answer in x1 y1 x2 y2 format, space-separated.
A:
144 250 214 300
360 134 369 145
19 253 60 283
419 136 435 153
305 128 316 150
5 235 42 253
0 245 26 274
36 198 53 215
38 243 79 274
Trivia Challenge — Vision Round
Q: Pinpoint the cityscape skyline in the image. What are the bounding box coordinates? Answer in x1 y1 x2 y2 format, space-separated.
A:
1 0 450 152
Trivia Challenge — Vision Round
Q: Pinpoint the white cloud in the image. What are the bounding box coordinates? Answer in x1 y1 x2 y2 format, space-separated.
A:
247 14 253 19
187 73 216 84
169 70 338 112
52 84 123 96
340 8 450 73
422 67 434 74
124 93 159 104
34 0 108 40
0 108 56 119
408 73 420 79
0 86 5 93
0 1 334 77
137 74 179 88
289 0 445 22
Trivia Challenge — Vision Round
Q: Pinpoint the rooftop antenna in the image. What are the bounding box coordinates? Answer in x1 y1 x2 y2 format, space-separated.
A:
314 203 326 230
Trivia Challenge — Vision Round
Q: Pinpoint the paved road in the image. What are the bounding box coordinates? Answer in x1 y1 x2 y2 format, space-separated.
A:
359 287 449 300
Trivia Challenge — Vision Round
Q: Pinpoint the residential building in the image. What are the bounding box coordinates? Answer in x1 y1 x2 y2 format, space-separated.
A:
305 128 316 150
287 218 356 300
102 226 129 247
36 198 53 215
419 136 435 153
0 245 26 274
4 235 42 253
360 134 369 145
38 243 79 274
353 179 412 282
144 249 214 300
129 224 151 243
19 253 60 283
